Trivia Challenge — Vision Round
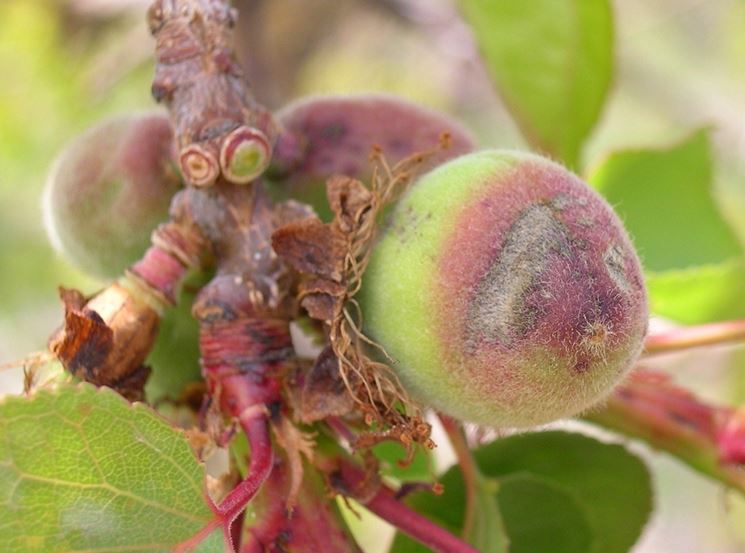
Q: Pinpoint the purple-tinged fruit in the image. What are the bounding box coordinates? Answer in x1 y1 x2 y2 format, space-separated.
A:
270 94 475 219
360 150 648 428
43 112 181 278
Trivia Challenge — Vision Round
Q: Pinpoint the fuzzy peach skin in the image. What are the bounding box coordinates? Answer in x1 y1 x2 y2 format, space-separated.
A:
269 94 475 219
43 112 181 278
360 150 648 428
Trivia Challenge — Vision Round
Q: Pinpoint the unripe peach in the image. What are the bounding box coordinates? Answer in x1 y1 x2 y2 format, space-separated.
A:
43 112 181 278
269 94 475 219
359 150 648 428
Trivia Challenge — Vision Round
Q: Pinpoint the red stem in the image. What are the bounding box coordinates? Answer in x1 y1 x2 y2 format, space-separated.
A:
175 408 274 553
129 244 190 304
364 486 479 553
240 452 363 553
337 460 478 553
217 412 274 521
584 370 745 494
644 319 745 355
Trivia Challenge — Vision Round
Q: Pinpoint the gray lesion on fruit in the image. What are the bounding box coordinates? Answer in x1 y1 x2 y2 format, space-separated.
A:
577 216 595 227
603 243 632 295
554 193 595 227
551 193 572 210
464 202 571 351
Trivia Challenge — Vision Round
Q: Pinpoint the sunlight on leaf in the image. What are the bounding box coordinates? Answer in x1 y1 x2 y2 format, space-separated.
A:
647 259 745 324
0 383 221 553
589 129 742 272
461 0 614 168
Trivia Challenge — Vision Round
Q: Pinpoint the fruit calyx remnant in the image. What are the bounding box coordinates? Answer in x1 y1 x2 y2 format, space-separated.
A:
273 140 454 455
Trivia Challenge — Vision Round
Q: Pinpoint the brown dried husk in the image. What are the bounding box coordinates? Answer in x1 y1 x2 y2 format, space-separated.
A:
274 135 454 456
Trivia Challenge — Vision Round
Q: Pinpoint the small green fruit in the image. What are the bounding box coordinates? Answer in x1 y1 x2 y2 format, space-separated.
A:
43 112 181 278
360 150 648 428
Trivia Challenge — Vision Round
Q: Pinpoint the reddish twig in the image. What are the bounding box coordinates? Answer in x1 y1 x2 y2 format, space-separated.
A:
643 319 745 356
240 450 362 553
214 409 274 546
365 486 478 553
585 369 745 494
334 459 478 553
148 0 277 187
142 2 312 549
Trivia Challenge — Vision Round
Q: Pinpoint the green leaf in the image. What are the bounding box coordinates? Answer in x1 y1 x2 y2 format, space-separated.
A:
372 441 433 483
390 431 652 553
474 431 652 553
715 164 745 250
0 384 220 553
468 476 509 553
646 259 745 324
589 130 742 272
194 531 224 553
496 475 593 553
460 0 614 167
145 269 211 403
589 130 745 323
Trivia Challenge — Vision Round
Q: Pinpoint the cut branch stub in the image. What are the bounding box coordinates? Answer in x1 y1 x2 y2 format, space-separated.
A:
148 0 278 187
219 125 272 184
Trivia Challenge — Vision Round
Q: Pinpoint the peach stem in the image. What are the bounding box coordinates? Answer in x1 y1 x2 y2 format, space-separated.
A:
337 459 478 553
643 319 745 356
216 413 274 548
438 414 479 539
174 413 273 553
364 483 479 553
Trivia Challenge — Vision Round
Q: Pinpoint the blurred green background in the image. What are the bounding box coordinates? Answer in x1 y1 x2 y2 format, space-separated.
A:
1 0 745 551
